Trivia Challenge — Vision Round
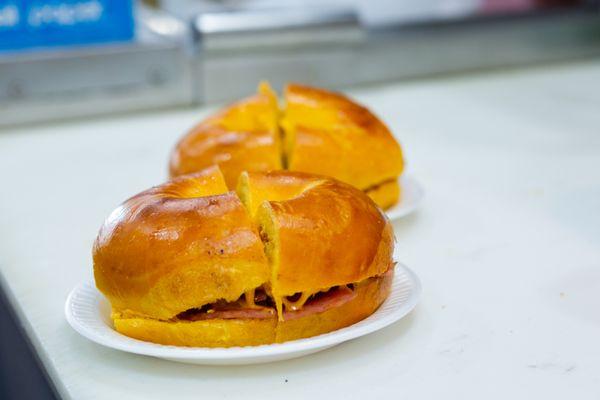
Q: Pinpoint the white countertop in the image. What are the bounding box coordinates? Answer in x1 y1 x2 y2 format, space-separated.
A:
1 60 599 400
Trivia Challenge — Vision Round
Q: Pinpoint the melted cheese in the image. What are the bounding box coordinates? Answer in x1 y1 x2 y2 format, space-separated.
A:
281 290 316 311
243 284 357 320
244 288 257 308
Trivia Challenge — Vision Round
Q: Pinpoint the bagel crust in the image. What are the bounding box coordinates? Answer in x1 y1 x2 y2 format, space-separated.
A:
242 171 394 298
282 84 404 191
365 179 401 211
169 82 281 188
169 82 404 209
93 166 271 320
94 167 396 347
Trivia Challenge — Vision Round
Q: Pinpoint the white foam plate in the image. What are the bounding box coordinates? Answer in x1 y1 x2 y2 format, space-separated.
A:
65 263 421 365
385 175 425 221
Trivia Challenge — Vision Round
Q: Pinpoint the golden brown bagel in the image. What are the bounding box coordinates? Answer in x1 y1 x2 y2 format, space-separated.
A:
169 83 281 188
169 82 404 209
93 166 271 320
239 171 394 318
364 179 401 211
282 84 403 192
94 167 395 347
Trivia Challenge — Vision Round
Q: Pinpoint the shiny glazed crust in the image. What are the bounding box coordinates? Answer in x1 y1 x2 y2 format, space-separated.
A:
112 271 393 347
94 168 396 346
169 82 281 188
169 82 404 209
93 166 271 320
282 84 404 191
242 171 394 297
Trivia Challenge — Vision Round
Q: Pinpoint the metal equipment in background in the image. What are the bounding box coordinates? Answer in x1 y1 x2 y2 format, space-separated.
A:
1 1 600 127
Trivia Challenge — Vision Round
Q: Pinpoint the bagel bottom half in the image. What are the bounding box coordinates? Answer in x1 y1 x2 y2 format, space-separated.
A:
112 270 393 347
365 179 400 211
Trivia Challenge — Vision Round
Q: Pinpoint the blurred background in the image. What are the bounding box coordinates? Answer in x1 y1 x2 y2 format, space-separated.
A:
1 0 600 127
1 1 600 399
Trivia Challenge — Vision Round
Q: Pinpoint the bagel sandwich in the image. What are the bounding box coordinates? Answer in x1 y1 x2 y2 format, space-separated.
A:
169 83 404 210
93 166 395 347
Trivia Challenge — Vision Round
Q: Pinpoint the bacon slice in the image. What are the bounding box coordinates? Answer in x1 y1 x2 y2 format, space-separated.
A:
282 286 356 321
199 308 275 320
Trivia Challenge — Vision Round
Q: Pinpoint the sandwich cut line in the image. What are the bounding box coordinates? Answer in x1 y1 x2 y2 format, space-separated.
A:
267 81 395 195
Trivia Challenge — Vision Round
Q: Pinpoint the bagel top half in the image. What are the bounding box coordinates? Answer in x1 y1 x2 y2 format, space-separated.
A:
93 166 395 325
169 83 404 209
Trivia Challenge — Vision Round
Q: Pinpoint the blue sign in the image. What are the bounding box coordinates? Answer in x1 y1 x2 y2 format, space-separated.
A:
0 0 134 52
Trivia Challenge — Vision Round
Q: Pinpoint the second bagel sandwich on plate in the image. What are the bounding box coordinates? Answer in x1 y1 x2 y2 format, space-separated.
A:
169 83 405 210
93 166 396 347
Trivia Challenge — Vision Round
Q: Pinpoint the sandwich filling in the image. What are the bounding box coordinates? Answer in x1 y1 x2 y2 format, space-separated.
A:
174 270 392 322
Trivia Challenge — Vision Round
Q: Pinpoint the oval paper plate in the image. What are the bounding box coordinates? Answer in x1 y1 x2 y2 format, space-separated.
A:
65 263 421 365
385 175 424 221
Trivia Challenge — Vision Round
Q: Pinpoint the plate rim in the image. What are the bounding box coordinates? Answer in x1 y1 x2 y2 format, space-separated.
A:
65 263 421 360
